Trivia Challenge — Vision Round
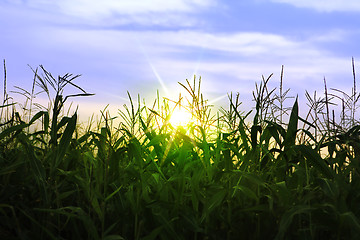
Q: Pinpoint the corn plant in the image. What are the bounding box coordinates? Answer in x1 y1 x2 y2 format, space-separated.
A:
1 62 360 239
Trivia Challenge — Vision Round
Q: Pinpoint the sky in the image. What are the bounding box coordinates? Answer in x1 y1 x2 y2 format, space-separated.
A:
1 0 360 121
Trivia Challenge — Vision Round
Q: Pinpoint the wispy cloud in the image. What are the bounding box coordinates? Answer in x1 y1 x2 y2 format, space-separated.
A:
105 30 353 96
137 31 320 57
3 21 353 98
270 0 360 12
4 0 216 27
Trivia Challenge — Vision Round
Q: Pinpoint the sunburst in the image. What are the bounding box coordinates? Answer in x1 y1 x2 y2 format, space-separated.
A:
169 105 193 128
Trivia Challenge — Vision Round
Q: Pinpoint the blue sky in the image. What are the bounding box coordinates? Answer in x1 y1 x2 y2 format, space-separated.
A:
1 0 360 119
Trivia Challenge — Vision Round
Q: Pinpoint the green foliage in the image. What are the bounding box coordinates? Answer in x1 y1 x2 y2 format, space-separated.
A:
1 63 360 239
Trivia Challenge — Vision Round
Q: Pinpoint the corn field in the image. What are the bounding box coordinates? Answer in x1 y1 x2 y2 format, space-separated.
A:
1 62 360 239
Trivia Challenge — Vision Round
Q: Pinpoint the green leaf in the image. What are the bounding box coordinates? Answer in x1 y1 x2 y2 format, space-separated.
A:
28 111 46 125
284 98 299 149
264 120 286 147
55 113 77 168
0 123 28 140
340 211 360 233
317 178 339 199
20 208 58 240
105 185 123 202
140 226 164 240
206 189 227 213
251 125 262 148
103 235 125 240
233 185 258 201
275 205 313 240
17 133 46 189
294 145 335 179
43 110 50 133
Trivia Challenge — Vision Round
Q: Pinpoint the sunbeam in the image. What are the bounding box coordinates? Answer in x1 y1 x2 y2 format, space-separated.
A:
208 94 228 105
135 37 169 95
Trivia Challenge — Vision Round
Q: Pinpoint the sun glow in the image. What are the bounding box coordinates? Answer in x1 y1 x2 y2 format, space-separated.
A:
169 106 193 128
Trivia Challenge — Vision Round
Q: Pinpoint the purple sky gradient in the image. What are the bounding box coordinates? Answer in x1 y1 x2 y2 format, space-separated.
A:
1 0 360 120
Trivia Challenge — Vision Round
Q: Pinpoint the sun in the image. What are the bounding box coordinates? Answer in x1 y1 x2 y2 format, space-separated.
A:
169 106 193 128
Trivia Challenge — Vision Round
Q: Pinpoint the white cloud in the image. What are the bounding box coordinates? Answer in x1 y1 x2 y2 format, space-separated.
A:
17 27 353 90
306 29 348 43
66 0 213 15
270 0 360 12
135 30 324 59
17 0 214 13
6 0 215 26
115 30 354 96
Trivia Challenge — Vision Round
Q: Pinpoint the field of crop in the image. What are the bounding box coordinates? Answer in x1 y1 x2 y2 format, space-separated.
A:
1 62 360 239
